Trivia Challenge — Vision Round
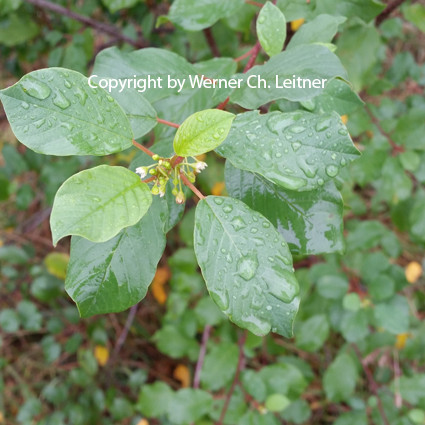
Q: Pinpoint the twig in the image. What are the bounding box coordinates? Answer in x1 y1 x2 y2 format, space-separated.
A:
180 173 206 200
132 139 155 157
111 304 139 362
203 28 220 57
217 331 247 425
376 0 407 26
24 0 146 48
365 106 404 156
243 41 262 73
156 117 180 128
245 0 263 6
393 349 402 408
352 344 391 425
234 46 257 62
193 325 212 389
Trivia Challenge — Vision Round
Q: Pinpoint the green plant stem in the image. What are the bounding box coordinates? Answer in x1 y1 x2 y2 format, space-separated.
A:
180 173 206 200
217 331 247 425
156 117 180 128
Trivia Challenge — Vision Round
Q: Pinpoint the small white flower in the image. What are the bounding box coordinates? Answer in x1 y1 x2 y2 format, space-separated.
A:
135 166 147 178
195 161 208 172
159 188 165 197
176 191 186 204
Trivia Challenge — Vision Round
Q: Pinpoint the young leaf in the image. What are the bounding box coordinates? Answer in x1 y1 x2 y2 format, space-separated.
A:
173 109 235 157
101 0 139 13
161 0 244 31
230 44 348 109
225 161 344 255
216 110 359 191
0 68 133 156
65 197 167 317
50 165 152 245
194 196 300 337
257 2 287 57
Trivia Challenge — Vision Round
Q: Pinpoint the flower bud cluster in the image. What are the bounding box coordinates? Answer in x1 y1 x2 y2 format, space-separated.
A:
135 154 207 204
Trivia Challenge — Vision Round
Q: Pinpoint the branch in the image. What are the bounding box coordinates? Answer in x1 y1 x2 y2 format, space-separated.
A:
180 173 206 200
203 28 220 57
193 325 212 389
352 344 391 425
376 0 407 26
25 0 146 48
217 331 247 425
111 304 139 363
365 106 404 155
157 117 180 128
132 139 155 157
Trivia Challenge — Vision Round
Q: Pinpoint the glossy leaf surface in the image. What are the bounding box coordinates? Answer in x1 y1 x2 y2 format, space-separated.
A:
194 196 300 337
65 197 166 317
173 109 235 157
225 161 344 255
0 68 133 156
257 2 286 57
230 44 348 109
217 110 360 192
51 165 152 245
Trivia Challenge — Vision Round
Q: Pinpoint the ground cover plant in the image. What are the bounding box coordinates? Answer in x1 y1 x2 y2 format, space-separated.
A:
0 0 425 424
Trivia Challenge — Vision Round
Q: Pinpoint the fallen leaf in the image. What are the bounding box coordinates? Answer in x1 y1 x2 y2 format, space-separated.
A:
405 261 422 284
173 364 191 388
94 345 109 366
290 18 305 32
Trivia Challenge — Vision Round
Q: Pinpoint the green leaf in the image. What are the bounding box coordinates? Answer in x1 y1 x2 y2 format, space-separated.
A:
65 197 166 317
403 4 425 33
296 314 330 352
101 0 139 13
200 342 239 391
217 110 359 191
194 196 300 337
314 0 385 23
230 44 348 109
167 389 213 425
324 353 358 402
265 394 291 412
287 14 346 50
137 382 174 418
173 109 235 157
0 68 133 156
50 165 152 245
373 295 410 334
100 88 157 139
257 2 287 57
225 162 344 255
302 79 364 116
0 0 22 16
398 375 425 404
0 13 39 46
163 0 244 31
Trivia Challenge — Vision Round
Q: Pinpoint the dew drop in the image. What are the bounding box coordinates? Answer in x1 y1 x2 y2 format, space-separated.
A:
34 119 45 129
315 118 331 132
53 91 71 110
214 197 224 205
20 76 51 100
291 142 301 152
326 164 339 177
262 222 270 228
275 152 282 158
266 305 272 311
223 205 233 213
341 158 347 166
251 228 258 234
21 102 30 110
290 125 306 134
231 216 246 231
64 80 72 89
75 88 88 106
317 178 324 186
237 252 259 281
338 128 348 136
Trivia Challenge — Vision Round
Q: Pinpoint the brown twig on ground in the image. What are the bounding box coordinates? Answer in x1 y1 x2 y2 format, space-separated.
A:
193 325 212 389
365 106 404 156
352 344 391 425
376 0 408 26
24 0 147 48
217 331 247 425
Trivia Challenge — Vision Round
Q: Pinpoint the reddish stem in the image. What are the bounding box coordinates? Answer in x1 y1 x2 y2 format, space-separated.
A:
157 117 180 128
142 176 156 184
243 41 262 73
180 173 206 200
245 0 263 6
217 97 230 110
193 325 212 389
132 139 154 157
234 46 257 62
